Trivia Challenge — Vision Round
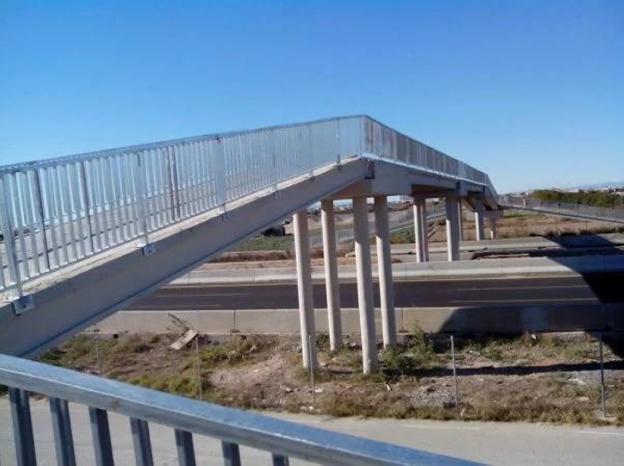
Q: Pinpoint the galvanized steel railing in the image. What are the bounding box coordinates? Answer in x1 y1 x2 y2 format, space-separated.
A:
500 195 624 224
0 116 495 296
0 353 476 465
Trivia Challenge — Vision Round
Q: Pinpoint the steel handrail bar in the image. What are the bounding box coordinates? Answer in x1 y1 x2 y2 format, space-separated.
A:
0 353 478 465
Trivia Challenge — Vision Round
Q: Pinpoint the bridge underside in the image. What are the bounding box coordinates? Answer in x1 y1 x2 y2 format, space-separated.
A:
0 157 498 357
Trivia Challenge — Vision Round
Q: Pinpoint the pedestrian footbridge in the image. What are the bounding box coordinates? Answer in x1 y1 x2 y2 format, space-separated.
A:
0 115 500 361
0 115 499 465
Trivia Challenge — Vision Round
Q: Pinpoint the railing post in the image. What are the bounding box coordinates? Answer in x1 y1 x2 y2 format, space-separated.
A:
32 169 51 270
215 138 227 213
9 388 37 466
50 397 77 466
79 161 96 254
175 430 196 466
272 454 290 466
0 175 23 298
130 418 154 466
221 441 241 466
89 407 115 466
134 152 151 250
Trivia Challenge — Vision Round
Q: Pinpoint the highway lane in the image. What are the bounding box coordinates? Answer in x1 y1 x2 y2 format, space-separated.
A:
128 273 624 310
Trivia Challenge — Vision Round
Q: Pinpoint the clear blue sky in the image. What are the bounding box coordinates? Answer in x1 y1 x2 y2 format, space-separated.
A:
1 0 622 193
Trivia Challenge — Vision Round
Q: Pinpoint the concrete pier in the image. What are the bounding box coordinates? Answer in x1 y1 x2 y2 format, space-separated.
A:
413 199 430 263
445 197 460 261
374 196 396 347
321 199 342 351
352 197 378 373
293 210 317 369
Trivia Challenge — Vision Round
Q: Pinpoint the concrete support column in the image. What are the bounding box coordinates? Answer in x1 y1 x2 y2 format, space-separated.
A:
457 201 464 241
474 198 485 241
352 197 378 373
412 199 429 263
489 218 498 240
445 197 460 262
321 199 342 351
293 210 316 369
374 196 396 347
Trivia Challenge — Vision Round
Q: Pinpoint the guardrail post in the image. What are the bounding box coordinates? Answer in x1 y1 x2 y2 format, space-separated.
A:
174 430 196 466
50 397 77 466
221 441 241 466
9 388 37 466
130 418 154 466
89 407 114 466
0 175 24 299
272 454 290 466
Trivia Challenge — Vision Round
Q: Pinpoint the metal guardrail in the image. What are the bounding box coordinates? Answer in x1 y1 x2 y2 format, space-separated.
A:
499 195 624 224
0 116 495 296
0 353 477 465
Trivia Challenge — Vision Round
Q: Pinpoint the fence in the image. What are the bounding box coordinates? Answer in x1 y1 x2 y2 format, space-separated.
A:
0 353 476 466
0 116 494 296
499 195 624 224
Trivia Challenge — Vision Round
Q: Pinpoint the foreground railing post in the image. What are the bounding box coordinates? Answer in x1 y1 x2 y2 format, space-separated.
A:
89 407 115 466
9 388 37 466
272 454 290 466
50 398 77 466
221 441 241 466
174 430 196 466
130 418 154 466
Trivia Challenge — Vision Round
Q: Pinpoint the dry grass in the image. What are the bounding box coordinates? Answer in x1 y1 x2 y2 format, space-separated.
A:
34 332 624 426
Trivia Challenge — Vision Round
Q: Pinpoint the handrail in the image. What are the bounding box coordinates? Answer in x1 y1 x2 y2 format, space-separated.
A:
500 195 624 224
0 116 496 295
0 353 478 465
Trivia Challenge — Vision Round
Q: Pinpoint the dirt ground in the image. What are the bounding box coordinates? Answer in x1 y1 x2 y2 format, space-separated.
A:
38 332 624 426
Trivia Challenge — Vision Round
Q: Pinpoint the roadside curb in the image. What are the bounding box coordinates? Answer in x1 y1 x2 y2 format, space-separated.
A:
170 255 624 286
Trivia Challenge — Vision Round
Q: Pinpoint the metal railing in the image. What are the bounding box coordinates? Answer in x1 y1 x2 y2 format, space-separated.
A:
0 116 495 296
0 353 476 465
500 195 624 224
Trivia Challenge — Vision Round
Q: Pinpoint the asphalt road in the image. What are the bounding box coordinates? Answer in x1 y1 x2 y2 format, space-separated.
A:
2 400 622 466
129 273 624 310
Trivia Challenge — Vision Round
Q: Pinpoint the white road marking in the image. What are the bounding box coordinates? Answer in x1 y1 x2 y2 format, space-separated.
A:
449 297 599 304
404 424 481 431
158 292 248 297
575 430 624 438
455 285 588 291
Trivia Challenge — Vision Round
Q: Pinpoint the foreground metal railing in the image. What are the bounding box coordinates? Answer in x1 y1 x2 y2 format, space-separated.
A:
0 116 495 296
0 354 476 465
500 195 624 224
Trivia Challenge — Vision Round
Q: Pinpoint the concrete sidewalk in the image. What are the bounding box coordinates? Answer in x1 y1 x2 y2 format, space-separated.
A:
1 399 622 466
